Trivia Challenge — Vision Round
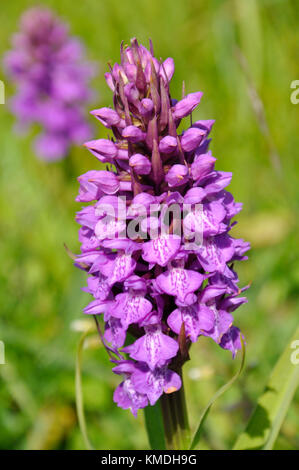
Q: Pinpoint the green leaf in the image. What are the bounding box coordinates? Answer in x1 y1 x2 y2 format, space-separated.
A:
144 401 166 450
234 325 299 450
189 337 246 450
75 329 94 450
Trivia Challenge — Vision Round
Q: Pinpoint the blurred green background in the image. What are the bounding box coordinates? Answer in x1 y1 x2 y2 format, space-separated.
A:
0 0 298 450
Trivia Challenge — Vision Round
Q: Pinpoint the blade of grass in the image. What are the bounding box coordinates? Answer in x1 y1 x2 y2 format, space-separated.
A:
144 401 166 450
234 325 299 450
75 329 94 450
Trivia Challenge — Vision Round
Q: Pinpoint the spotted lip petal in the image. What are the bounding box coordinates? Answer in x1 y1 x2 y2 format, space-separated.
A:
131 364 182 406
123 324 179 370
111 292 153 328
142 235 181 267
113 378 148 417
202 306 234 344
168 303 215 343
113 361 148 417
82 274 111 301
104 317 127 349
156 267 204 306
197 234 235 273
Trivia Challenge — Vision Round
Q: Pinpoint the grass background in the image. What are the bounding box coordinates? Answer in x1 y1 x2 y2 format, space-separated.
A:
0 0 298 449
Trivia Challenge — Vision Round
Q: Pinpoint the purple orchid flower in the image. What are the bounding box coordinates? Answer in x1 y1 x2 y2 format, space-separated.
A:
75 38 250 416
123 324 179 370
131 363 182 406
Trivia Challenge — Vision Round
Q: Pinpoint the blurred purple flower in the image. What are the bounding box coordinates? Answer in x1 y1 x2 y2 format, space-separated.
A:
4 7 96 161
75 38 250 416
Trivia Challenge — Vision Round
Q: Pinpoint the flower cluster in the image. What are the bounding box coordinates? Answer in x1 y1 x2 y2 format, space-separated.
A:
4 7 95 161
75 39 250 417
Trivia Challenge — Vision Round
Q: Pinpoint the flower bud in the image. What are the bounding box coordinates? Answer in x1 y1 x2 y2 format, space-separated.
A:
129 153 151 175
165 164 189 187
84 139 118 161
159 135 177 154
90 107 122 127
122 125 145 143
172 91 203 119
181 127 206 152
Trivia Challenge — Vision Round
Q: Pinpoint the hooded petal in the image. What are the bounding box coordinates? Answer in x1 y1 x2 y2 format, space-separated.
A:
197 234 235 273
112 292 152 327
84 139 118 162
104 316 126 348
172 92 203 119
203 305 233 344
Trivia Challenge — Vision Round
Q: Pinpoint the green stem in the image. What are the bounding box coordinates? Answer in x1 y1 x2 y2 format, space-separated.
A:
160 368 190 450
174 371 191 449
168 392 182 449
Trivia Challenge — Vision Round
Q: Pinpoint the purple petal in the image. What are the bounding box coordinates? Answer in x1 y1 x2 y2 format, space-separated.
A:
82 274 111 301
113 377 148 417
99 253 137 286
159 135 177 154
219 326 242 358
168 303 215 342
112 292 152 327
122 125 145 143
84 139 117 162
142 235 181 267
132 365 182 406
129 153 151 175
90 107 122 127
191 152 216 181
181 127 206 152
203 306 233 344
165 164 189 187
160 57 175 82
197 234 235 273
83 299 112 315
156 268 204 306
104 316 126 348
